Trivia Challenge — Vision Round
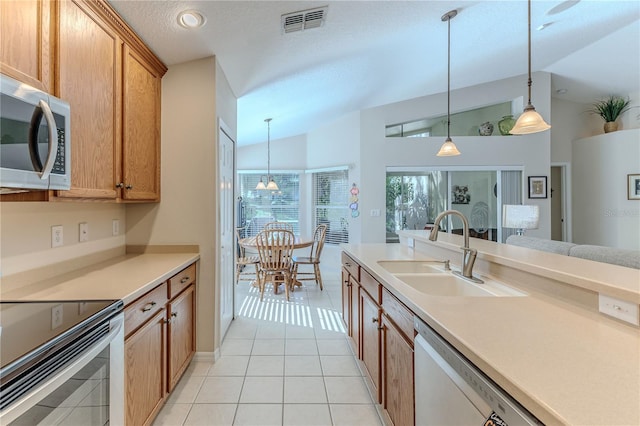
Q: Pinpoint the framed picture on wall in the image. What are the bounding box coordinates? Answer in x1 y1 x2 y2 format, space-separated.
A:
528 176 547 199
628 174 640 200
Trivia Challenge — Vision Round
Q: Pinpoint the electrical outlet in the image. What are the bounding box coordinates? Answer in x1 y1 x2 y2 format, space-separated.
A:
112 219 120 236
51 304 63 329
51 225 63 248
79 222 89 242
78 302 88 315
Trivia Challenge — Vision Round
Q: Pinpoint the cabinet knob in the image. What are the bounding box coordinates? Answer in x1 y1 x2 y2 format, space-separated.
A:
141 301 157 312
163 318 172 324
171 312 178 318
115 182 124 188
125 184 133 190
372 317 378 323
180 277 190 284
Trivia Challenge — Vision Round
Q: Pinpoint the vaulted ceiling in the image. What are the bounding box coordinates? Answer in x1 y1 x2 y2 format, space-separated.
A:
109 1 640 145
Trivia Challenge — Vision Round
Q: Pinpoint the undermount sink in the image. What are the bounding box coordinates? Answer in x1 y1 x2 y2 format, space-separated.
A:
394 273 527 298
377 260 446 274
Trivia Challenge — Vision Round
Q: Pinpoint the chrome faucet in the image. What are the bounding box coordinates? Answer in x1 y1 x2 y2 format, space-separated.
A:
428 210 483 283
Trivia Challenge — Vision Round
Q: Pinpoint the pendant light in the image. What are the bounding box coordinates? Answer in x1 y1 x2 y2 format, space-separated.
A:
510 0 551 135
437 10 461 157
255 118 279 191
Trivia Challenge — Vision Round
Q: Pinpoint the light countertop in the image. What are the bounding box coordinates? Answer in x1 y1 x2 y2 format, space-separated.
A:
0 252 200 305
341 240 640 426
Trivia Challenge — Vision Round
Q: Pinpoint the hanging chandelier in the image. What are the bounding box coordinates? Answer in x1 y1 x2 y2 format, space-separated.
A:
256 118 279 190
510 0 551 135
437 9 461 157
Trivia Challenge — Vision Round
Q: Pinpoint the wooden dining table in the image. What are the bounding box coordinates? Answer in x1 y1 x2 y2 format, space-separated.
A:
239 236 313 292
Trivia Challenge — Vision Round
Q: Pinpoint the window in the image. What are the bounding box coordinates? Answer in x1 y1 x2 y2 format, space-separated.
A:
238 173 300 236
385 101 513 138
312 169 349 244
386 169 522 243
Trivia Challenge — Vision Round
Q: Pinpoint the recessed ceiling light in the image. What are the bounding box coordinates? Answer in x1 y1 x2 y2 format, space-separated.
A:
177 10 206 29
556 88 568 95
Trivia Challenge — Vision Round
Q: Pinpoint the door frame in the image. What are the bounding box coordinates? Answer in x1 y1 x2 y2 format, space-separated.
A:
550 162 572 242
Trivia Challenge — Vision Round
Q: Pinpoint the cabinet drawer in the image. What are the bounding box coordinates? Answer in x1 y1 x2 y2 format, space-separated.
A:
360 269 381 304
125 282 168 337
168 263 196 299
382 288 414 342
341 252 359 281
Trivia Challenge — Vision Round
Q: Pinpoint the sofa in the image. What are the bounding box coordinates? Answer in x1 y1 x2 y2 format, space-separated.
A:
505 235 640 270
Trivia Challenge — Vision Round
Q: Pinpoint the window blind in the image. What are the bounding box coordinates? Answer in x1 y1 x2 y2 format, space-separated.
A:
312 170 349 244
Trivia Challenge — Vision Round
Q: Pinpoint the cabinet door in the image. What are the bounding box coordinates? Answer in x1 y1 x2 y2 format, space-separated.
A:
350 276 360 358
382 314 414 426
121 45 161 201
56 0 120 199
341 268 351 331
361 290 381 402
167 285 196 392
0 0 52 92
125 308 166 426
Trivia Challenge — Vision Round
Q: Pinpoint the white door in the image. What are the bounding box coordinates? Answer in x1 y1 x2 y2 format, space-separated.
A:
219 124 235 338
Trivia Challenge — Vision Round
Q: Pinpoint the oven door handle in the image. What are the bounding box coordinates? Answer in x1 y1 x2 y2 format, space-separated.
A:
0 314 124 425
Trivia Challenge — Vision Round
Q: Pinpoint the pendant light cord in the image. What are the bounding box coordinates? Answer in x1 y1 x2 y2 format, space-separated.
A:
265 118 272 180
447 14 451 140
526 0 532 106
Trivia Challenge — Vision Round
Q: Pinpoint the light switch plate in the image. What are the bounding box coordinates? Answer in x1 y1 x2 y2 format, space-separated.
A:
79 222 89 242
51 304 63 329
112 219 120 236
598 294 639 326
51 225 63 248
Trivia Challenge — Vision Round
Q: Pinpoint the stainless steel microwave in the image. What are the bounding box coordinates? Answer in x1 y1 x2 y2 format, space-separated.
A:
0 74 70 193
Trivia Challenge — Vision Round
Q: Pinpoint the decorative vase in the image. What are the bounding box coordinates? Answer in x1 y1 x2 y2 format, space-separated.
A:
478 121 494 136
498 115 516 135
604 121 618 133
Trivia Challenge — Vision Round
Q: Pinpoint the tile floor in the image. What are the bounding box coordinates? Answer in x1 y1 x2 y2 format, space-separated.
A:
153 247 384 426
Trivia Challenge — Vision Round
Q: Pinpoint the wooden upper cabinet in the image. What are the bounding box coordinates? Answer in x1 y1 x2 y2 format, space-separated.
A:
55 0 121 200
121 45 161 201
0 0 53 92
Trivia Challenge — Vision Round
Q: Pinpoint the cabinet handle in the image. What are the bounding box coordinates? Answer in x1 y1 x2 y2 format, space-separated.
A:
115 182 124 188
372 317 378 323
180 276 189 284
141 301 157 312
125 184 133 190
163 318 172 324
171 312 178 318
345 262 352 267
346 283 352 287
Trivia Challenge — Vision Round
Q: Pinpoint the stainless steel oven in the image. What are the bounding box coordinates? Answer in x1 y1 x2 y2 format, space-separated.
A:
0 300 124 425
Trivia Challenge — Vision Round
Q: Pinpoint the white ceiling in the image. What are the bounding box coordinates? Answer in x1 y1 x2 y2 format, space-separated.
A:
109 1 640 146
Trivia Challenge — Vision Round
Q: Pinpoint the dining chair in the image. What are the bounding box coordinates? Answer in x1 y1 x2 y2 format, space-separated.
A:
292 224 327 290
235 227 260 284
255 229 295 301
263 221 294 233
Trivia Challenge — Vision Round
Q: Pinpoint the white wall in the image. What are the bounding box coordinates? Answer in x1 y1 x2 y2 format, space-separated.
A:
572 129 640 250
355 72 552 243
1 203 125 277
126 56 237 353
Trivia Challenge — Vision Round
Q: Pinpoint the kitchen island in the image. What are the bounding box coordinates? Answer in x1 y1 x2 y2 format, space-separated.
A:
342 231 639 425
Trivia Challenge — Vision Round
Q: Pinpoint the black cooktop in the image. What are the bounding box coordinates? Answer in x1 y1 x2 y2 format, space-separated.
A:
0 300 122 371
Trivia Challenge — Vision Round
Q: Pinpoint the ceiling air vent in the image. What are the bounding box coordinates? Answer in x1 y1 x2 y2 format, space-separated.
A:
282 6 328 34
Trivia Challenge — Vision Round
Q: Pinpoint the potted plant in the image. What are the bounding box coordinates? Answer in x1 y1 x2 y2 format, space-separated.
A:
589 95 631 133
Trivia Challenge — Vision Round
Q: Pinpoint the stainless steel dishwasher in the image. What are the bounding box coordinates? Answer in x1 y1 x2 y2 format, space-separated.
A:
414 317 542 426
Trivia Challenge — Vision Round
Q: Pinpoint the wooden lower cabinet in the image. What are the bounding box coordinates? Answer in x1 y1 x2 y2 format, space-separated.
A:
125 308 166 426
124 263 197 425
360 289 382 402
342 252 417 425
167 284 196 392
382 313 414 426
